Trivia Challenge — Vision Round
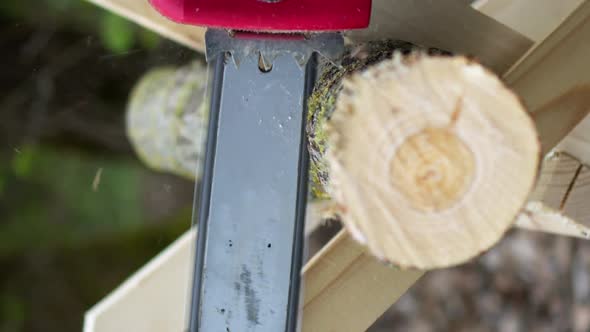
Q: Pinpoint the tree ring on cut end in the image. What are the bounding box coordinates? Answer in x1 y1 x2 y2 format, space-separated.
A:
326 55 540 269
390 127 475 212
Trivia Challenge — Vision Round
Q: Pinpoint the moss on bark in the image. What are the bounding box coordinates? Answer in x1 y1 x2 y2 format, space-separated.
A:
306 40 451 199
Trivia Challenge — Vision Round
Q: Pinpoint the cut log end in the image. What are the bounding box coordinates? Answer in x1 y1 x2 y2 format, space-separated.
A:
326 54 540 269
390 127 476 212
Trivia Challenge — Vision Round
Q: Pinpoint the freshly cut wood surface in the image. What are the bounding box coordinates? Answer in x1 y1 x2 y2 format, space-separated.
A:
326 55 540 269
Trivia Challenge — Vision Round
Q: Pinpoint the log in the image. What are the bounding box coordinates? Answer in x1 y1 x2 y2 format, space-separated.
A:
126 43 545 269
126 61 209 180
313 53 540 269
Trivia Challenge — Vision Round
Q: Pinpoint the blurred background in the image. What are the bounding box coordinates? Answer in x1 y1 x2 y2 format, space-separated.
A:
1 1 589 332
0 1 197 331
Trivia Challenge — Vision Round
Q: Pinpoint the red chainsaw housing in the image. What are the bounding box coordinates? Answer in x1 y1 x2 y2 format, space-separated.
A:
149 0 372 31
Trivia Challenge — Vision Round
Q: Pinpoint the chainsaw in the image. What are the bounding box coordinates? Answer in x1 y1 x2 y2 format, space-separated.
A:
148 0 372 331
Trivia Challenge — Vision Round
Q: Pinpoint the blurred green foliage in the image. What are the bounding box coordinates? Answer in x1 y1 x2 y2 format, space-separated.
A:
0 0 161 54
0 1 193 331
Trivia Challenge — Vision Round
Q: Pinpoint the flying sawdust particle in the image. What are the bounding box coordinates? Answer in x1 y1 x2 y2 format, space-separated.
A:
92 168 103 192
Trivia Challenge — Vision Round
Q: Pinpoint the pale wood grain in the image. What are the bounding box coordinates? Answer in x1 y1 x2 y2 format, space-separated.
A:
326 55 540 269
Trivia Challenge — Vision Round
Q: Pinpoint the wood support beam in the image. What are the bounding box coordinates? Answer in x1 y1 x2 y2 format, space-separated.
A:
84 230 195 332
482 0 590 239
473 0 585 42
84 229 423 332
559 119 590 166
504 0 590 112
302 231 423 332
346 0 532 73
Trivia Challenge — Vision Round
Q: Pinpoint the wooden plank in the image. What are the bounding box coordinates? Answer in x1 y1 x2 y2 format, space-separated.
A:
563 163 590 228
85 228 423 332
473 0 585 42
504 0 590 111
531 86 590 155
302 231 423 332
516 153 590 239
347 0 532 74
529 153 582 206
87 0 532 74
86 0 206 51
84 230 195 332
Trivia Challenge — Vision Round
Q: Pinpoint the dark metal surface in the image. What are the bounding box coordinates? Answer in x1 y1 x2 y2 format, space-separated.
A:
189 30 342 332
